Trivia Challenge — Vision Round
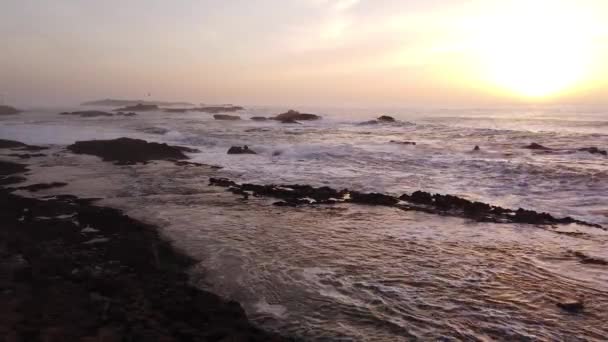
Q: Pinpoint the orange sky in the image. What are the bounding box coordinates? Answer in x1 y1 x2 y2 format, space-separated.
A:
1 0 607 107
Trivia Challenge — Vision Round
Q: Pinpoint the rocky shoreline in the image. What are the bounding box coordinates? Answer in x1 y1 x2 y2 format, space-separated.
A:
0 151 290 340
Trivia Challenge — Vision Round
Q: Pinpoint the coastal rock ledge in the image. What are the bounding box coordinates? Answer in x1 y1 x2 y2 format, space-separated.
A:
209 177 602 228
67 137 198 164
0 156 287 341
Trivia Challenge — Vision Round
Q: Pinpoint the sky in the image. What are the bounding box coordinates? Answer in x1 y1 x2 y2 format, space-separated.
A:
1 0 607 107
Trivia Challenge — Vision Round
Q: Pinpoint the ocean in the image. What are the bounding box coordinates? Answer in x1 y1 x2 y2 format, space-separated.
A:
1 104 607 340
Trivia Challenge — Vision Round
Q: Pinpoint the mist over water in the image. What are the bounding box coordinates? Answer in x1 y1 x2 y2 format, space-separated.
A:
1 104 607 340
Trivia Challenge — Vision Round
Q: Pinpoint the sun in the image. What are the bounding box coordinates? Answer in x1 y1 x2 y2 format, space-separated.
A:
470 1 597 99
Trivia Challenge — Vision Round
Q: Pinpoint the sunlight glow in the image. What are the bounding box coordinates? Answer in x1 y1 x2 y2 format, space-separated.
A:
470 1 598 99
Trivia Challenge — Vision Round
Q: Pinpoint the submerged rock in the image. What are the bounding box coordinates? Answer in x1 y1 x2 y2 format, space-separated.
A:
579 147 607 156
0 105 21 115
67 137 195 164
358 120 379 125
214 114 241 121
524 143 551 150
113 103 159 112
227 146 257 155
273 110 321 121
556 300 584 313
60 110 114 117
391 140 416 146
250 116 268 121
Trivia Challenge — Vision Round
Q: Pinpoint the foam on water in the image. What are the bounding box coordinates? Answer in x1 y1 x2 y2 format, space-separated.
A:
2 104 608 340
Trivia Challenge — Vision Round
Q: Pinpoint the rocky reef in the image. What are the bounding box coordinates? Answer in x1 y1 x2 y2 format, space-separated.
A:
67 138 198 165
209 178 602 228
273 110 321 122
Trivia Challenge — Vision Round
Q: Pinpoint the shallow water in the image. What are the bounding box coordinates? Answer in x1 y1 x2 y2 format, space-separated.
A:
2 105 608 340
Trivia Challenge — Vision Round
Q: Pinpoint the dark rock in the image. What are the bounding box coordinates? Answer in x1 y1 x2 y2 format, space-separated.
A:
67 137 193 164
273 110 321 121
524 143 551 150
60 111 114 117
0 167 285 341
0 139 49 152
0 105 21 115
213 114 241 121
208 178 603 228
0 160 28 175
0 175 26 185
250 116 268 121
0 139 28 149
473 145 480 151
391 140 416 146
579 147 607 156
194 105 244 113
377 115 396 123
227 146 256 155
556 300 584 313
113 104 159 112
350 192 399 206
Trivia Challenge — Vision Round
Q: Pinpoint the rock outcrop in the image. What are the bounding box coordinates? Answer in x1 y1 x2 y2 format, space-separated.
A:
227 146 257 155
377 115 396 123
0 139 47 151
0 105 21 115
214 114 241 121
391 141 416 146
209 178 603 228
273 110 321 121
67 137 197 164
0 160 285 341
250 116 268 121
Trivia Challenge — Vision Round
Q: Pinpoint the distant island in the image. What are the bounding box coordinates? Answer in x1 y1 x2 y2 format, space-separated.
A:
0 105 22 115
81 99 194 107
